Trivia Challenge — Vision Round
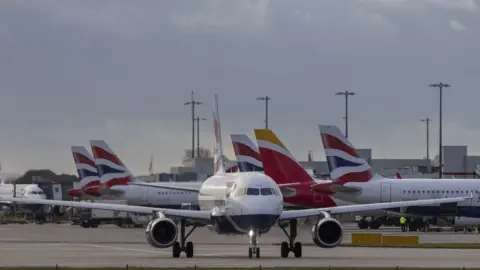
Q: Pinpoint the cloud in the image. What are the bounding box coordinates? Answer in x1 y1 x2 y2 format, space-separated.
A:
449 19 467 30
0 0 479 175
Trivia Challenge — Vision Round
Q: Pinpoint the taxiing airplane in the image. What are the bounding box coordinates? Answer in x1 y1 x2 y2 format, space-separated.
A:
317 124 480 230
4 95 472 259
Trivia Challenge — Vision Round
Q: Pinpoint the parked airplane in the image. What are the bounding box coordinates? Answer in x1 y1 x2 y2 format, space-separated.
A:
5 94 471 259
83 140 199 209
67 146 102 199
230 134 264 172
317 124 480 231
0 184 66 223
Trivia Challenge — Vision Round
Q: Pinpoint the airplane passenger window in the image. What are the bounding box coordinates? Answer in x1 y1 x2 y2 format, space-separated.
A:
260 188 273 195
246 188 260 195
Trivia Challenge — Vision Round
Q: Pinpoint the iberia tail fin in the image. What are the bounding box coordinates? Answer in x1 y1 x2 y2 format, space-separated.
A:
254 129 314 185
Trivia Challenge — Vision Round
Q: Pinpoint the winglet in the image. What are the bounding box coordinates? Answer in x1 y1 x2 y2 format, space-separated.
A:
213 94 225 175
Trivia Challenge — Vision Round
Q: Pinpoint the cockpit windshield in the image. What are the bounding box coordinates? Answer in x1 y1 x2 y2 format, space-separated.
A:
30 190 44 195
234 187 279 196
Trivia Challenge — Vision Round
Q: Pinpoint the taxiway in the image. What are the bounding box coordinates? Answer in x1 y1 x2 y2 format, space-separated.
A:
1 223 480 268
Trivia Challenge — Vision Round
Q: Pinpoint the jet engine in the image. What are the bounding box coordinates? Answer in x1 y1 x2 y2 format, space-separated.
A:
48 205 67 217
145 214 178 248
311 212 343 248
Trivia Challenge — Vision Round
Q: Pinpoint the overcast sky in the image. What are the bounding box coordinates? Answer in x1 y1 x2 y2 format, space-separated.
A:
0 0 479 175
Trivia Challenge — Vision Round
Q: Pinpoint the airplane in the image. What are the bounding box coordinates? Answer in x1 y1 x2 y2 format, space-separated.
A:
0 184 67 223
76 140 200 209
230 134 264 172
67 146 102 199
317 124 480 231
5 94 472 259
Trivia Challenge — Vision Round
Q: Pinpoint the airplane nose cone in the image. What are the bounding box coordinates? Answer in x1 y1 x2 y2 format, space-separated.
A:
231 198 281 233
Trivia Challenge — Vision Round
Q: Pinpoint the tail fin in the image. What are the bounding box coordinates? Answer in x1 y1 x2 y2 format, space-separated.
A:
230 134 264 172
254 129 314 184
71 146 100 187
89 140 134 187
318 125 373 184
212 94 225 175
396 173 402 179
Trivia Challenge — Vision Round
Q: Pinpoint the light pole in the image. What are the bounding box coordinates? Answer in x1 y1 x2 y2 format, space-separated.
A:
185 91 203 159
421 118 432 172
335 91 355 138
429 82 450 178
195 117 207 158
256 96 271 129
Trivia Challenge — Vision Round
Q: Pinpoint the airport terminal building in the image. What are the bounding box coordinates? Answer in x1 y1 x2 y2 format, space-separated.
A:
142 145 480 182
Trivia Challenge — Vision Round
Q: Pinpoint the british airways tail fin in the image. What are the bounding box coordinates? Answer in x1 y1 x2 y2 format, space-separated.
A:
318 125 374 184
230 134 263 172
89 140 135 187
254 129 314 185
71 146 100 187
212 94 226 175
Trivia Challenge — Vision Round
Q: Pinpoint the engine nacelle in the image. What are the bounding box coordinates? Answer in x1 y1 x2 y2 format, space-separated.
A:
49 205 67 217
311 217 343 248
145 217 178 248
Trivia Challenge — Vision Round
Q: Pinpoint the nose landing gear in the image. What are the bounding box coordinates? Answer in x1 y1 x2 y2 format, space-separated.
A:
248 229 260 258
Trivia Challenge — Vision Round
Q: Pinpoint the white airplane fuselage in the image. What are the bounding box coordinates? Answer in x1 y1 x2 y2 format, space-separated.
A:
333 177 480 218
110 184 199 209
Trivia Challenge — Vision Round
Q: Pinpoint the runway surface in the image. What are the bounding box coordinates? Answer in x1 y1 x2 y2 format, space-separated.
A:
1 223 480 267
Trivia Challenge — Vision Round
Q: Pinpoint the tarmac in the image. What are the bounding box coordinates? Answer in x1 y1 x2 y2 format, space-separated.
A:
1 223 480 268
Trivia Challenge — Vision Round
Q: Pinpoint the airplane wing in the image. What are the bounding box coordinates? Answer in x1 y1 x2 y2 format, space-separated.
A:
128 182 201 193
279 196 471 221
3 197 211 222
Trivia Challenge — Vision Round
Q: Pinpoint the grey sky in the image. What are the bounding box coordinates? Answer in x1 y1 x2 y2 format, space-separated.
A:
0 0 479 175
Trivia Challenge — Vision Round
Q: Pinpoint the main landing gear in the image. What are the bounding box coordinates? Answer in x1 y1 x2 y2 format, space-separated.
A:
248 230 260 258
279 219 302 258
172 219 198 258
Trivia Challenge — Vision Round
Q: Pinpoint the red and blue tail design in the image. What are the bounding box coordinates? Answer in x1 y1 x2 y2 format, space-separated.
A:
69 146 100 198
230 134 263 172
319 125 373 184
90 140 134 188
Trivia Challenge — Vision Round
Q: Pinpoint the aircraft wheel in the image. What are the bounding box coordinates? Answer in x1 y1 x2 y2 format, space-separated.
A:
256 247 260 258
358 219 369 229
280 241 289 258
248 247 253 258
294 242 302 258
186 241 194 258
172 242 181 258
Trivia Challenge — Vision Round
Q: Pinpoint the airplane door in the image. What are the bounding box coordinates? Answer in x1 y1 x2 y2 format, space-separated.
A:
140 187 147 203
380 183 391 202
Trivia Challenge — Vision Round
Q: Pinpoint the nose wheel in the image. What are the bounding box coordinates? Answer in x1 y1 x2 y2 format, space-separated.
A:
248 230 261 258
279 219 302 258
